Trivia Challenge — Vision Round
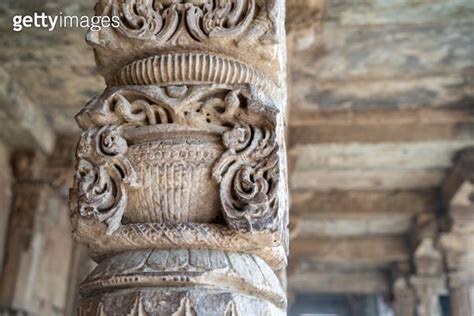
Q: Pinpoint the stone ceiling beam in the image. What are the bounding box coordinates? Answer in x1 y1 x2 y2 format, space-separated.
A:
289 107 474 145
291 169 446 191
292 190 438 215
290 140 474 191
289 17 474 111
291 236 409 268
291 190 438 237
289 270 388 295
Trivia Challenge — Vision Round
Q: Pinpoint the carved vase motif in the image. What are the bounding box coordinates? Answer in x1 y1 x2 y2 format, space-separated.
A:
125 132 223 223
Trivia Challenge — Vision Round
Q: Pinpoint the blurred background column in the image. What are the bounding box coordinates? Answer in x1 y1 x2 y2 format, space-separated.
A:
441 148 474 316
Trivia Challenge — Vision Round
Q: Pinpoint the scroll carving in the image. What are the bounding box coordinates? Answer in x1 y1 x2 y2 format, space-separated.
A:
96 0 264 43
213 124 279 231
78 91 174 128
71 125 138 234
75 85 281 232
77 85 276 131
120 0 254 42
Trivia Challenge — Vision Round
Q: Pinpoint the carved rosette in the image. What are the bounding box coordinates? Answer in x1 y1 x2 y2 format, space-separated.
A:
70 0 288 314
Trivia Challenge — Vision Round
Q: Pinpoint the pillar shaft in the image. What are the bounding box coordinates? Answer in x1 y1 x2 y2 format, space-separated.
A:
450 284 474 316
448 269 474 316
69 1 289 314
442 148 474 316
393 277 416 316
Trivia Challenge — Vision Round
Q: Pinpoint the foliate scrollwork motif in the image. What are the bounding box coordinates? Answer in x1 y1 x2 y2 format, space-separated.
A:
212 124 279 232
77 85 272 131
71 125 138 234
76 85 281 233
108 0 255 42
78 92 174 128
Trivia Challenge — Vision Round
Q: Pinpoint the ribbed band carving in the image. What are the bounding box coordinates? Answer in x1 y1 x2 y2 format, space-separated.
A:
111 53 275 94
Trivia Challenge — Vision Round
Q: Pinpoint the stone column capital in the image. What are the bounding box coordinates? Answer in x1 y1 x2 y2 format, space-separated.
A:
69 0 289 314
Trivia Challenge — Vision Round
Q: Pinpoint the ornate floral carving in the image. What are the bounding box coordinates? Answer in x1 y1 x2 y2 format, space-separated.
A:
213 124 279 232
77 85 273 131
105 0 256 43
77 91 173 128
70 125 138 234
75 85 281 233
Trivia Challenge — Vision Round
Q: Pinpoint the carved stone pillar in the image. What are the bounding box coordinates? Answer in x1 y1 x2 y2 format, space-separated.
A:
449 272 474 316
392 276 417 316
69 1 289 315
411 276 444 316
411 213 445 316
0 150 74 315
441 148 474 316
392 213 445 316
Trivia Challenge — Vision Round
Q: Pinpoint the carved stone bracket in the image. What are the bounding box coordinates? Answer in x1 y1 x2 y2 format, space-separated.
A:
111 0 256 42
